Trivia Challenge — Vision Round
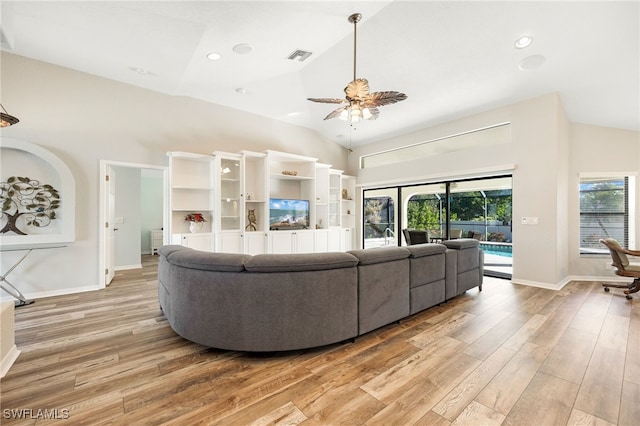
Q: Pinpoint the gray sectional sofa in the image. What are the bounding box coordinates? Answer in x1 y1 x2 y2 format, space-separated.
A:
158 239 483 352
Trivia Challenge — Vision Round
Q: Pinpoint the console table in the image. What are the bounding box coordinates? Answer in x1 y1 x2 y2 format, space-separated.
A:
0 244 66 306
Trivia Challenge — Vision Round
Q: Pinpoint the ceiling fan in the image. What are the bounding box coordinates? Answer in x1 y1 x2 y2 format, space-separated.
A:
308 13 407 123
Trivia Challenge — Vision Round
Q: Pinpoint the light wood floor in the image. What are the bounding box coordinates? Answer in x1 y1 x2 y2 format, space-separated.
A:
1 255 638 425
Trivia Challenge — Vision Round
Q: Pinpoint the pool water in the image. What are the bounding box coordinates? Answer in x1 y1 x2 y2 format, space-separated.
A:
480 243 513 258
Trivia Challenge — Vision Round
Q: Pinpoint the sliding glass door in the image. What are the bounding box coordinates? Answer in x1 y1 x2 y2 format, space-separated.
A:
367 176 513 278
363 188 398 248
448 177 512 278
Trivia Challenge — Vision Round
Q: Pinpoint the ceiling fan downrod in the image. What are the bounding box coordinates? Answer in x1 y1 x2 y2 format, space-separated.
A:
348 13 361 82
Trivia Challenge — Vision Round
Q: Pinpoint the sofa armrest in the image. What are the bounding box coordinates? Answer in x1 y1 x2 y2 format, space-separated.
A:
159 245 250 272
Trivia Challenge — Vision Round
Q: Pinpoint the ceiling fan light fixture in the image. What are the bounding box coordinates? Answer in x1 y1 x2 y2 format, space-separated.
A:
0 103 19 127
307 13 407 123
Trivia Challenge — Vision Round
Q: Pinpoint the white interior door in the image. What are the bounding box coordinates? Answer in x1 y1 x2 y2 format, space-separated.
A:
105 166 116 285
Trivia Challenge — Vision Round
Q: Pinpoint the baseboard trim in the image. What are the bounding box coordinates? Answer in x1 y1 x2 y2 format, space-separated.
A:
0 284 101 304
511 278 567 291
566 275 630 283
511 275 631 292
1 345 20 378
115 263 143 271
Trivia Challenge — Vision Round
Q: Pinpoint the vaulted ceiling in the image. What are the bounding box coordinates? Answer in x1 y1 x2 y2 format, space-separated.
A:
1 1 638 147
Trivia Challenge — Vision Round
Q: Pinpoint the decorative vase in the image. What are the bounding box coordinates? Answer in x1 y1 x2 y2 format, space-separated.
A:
189 221 203 233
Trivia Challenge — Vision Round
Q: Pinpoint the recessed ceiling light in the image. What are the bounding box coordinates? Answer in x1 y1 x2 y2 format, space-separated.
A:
514 35 533 49
519 54 546 71
207 52 221 61
232 43 253 55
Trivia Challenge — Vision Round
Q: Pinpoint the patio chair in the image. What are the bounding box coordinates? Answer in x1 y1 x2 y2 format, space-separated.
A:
450 229 463 239
408 230 429 245
402 228 413 246
600 238 640 300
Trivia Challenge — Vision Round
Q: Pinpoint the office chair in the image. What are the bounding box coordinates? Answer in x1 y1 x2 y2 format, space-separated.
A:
600 238 640 300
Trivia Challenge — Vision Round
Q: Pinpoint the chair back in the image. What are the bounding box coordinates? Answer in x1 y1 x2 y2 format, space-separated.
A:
600 238 629 270
408 230 429 245
450 229 463 239
402 228 412 246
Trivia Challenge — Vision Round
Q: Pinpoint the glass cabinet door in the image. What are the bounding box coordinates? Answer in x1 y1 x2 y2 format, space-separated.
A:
219 156 242 231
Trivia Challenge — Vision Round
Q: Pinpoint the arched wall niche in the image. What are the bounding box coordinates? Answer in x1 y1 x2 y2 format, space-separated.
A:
0 138 76 248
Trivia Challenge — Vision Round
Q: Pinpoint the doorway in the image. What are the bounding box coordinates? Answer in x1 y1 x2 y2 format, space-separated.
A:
99 161 168 287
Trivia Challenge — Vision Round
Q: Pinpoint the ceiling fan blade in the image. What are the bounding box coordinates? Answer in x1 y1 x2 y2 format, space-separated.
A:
307 97 348 104
366 106 380 120
324 105 348 120
363 91 408 107
345 78 370 100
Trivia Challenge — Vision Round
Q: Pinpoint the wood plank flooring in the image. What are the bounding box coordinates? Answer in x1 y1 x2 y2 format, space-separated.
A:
1 255 638 425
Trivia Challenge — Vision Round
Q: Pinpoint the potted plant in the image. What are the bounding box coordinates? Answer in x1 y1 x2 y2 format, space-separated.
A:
185 212 206 233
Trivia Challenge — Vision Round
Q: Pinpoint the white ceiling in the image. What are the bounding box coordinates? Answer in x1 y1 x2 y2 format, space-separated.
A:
1 1 638 147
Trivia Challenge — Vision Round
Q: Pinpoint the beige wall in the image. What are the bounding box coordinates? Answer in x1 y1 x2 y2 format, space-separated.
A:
351 93 640 288
2 50 638 296
0 52 349 298
568 123 640 278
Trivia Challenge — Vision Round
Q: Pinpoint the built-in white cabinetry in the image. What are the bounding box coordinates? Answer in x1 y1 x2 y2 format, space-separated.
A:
266 150 316 231
314 229 329 252
328 228 342 251
269 230 315 254
242 151 267 254
214 152 242 232
341 228 354 251
245 232 267 255
217 231 243 254
167 152 215 249
341 175 356 249
172 233 213 251
213 152 243 253
167 149 357 254
314 163 330 230
329 170 342 228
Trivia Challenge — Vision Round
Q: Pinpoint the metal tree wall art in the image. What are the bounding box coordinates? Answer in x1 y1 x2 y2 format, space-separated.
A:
0 176 61 235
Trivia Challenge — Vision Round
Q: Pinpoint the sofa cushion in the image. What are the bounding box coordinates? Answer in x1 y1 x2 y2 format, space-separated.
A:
442 238 480 250
244 252 359 272
348 246 410 265
406 243 446 257
160 246 250 272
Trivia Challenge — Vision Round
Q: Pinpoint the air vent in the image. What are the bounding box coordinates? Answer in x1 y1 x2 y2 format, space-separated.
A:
288 50 312 62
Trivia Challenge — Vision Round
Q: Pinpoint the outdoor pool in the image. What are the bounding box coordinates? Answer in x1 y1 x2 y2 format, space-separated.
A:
480 243 512 258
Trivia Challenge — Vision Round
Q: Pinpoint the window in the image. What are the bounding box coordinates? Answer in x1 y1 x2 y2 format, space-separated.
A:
579 175 636 254
360 123 511 169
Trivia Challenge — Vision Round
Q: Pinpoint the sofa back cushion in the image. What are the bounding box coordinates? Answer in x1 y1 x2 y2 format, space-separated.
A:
159 245 249 272
244 252 359 272
347 246 410 265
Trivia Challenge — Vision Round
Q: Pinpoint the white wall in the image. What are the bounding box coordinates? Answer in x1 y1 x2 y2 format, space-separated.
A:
351 93 639 288
0 52 349 299
2 50 638 298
